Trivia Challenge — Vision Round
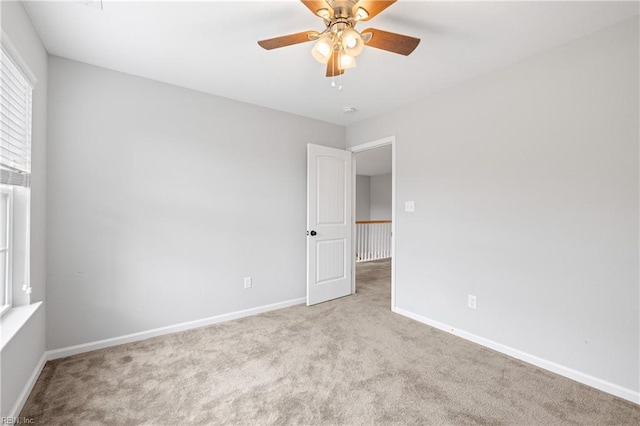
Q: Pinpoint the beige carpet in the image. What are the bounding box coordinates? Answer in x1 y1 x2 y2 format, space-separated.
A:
21 259 640 425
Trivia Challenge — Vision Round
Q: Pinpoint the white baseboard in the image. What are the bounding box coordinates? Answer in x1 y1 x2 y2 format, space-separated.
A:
393 307 640 405
9 352 47 418
47 297 306 360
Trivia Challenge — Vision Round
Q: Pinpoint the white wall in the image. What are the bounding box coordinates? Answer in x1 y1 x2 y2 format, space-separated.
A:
356 175 371 221
370 173 392 220
1 305 45 417
46 57 345 350
0 1 47 417
347 17 639 398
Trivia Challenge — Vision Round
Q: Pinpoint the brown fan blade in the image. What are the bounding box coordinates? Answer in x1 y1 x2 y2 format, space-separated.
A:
258 31 319 50
301 0 334 19
326 50 344 77
362 28 420 55
352 0 396 21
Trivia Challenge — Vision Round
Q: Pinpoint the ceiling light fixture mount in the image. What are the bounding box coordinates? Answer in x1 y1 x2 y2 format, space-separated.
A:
258 0 420 79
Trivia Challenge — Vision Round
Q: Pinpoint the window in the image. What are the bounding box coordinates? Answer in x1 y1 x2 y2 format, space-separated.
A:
1 43 33 315
0 187 13 313
0 187 12 314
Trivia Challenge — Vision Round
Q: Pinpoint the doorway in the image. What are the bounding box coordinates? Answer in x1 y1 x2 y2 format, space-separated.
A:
349 136 396 309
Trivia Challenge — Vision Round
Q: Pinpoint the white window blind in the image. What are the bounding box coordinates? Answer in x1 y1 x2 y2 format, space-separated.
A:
0 47 32 187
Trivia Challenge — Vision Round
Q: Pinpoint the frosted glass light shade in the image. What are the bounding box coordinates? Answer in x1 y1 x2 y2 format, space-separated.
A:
339 52 356 70
311 35 334 64
341 28 364 57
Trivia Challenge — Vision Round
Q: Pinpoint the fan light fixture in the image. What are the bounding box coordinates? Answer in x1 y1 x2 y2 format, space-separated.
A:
311 34 334 63
258 0 421 80
341 27 364 56
339 50 356 69
311 27 365 71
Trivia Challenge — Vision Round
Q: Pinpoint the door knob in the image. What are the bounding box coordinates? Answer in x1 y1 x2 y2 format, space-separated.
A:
308 230 317 236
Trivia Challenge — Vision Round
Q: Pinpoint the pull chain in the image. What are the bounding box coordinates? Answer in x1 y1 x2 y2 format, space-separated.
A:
330 74 343 91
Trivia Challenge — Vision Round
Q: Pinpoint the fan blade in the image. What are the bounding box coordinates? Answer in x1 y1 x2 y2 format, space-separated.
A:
326 50 344 77
258 31 319 50
301 0 333 19
353 0 396 21
361 28 420 55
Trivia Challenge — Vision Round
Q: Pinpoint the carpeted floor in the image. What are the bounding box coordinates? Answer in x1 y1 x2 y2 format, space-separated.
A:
21 259 640 425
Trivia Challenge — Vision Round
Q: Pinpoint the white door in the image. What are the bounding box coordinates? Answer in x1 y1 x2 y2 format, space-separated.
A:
307 143 353 306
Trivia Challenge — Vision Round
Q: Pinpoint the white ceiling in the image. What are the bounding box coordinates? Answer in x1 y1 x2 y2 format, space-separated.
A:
355 145 392 176
23 1 639 126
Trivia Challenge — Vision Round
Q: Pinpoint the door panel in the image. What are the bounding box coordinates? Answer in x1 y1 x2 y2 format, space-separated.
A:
316 239 346 283
307 144 352 306
317 156 346 225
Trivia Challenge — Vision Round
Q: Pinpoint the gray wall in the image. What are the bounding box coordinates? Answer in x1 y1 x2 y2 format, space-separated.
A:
46 57 345 349
0 1 47 417
347 18 639 394
355 175 371 221
356 174 392 221
370 173 392 220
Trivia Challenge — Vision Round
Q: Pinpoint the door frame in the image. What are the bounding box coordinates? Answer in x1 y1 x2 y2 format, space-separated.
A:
348 135 396 309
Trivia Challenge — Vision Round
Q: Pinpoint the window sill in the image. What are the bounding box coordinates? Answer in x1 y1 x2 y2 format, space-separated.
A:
0 301 42 350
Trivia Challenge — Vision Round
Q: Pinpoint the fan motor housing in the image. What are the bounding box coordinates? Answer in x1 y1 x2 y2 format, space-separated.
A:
330 0 359 19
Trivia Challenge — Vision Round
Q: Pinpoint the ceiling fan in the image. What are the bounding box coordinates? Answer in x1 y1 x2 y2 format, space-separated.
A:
258 0 420 77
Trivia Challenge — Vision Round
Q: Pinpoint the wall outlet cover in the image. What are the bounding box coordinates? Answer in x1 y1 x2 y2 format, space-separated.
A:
468 295 477 309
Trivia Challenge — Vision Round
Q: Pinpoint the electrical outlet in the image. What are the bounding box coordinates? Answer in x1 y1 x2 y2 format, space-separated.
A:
243 276 252 289
468 295 477 309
